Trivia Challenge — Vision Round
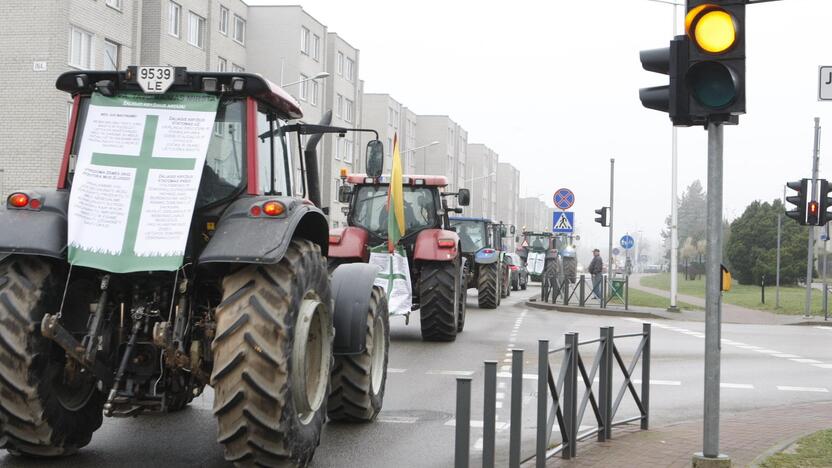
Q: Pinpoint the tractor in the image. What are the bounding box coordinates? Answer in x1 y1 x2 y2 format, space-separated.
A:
449 217 515 309
517 231 560 282
328 170 470 342
0 67 390 467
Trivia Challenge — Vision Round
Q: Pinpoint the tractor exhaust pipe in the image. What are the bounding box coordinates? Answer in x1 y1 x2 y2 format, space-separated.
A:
304 110 332 210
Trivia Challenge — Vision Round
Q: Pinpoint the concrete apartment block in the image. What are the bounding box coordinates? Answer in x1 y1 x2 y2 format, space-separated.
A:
415 115 467 192
401 107 418 174
466 144 498 220
496 162 520 248
361 94 420 176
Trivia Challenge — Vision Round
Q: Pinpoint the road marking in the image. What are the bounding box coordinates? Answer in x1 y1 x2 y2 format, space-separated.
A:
720 383 754 389
500 365 511 371
498 382 506 389
773 354 801 359
754 349 782 354
502 359 512 363
777 386 829 393
504 353 512 357
812 364 832 369
377 416 418 424
388 368 407 373
474 438 483 451
632 379 681 386
790 358 823 364
497 372 538 380
445 420 509 430
495 401 503 409
426 370 475 376
813 326 832 331
496 392 505 400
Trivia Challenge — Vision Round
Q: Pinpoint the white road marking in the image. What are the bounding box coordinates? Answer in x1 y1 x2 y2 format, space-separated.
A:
495 401 503 409
377 416 418 424
496 392 505 400
812 364 832 369
813 326 832 331
773 354 801 359
497 372 538 380
388 368 407 373
754 349 782 355
426 370 475 376
502 359 512 363
500 365 511 371
790 358 823 364
777 386 829 393
445 420 509 430
473 438 483 451
504 353 512 357
720 383 754 389
498 382 506 389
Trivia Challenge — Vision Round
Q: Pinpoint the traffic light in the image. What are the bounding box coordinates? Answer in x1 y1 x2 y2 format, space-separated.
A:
808 200 820 226
785 179 808 225
819 179 832 226
684 1 746 123
594 207 608 227
639 37 700 126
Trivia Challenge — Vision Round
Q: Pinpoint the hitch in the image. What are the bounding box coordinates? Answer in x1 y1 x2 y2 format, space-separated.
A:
41 314 113 387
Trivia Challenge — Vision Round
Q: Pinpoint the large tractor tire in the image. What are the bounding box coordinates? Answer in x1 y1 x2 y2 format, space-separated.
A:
477 263 499 309
212 239 334 467
501 264 511 298
328 287 389 422
419 261 458 342
563 258 578 284
0 256 104 457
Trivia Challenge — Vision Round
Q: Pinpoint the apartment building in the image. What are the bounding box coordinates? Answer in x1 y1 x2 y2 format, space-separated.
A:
465 144 498 220
496 162 520 248
415 115 468 192
361 93 421 175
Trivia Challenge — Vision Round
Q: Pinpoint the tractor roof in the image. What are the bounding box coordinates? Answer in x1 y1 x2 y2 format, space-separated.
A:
55 69 303 120
345 174 448 187
450 217 494 224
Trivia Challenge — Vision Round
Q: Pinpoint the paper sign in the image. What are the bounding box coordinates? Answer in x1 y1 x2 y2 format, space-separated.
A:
369 246 413 316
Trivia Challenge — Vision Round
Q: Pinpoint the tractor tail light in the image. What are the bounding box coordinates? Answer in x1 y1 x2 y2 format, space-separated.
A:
8 193 30 209
329 234 342 245
510 265 518 271
250 205 262 217
263 201 285 217
483 248 495 254
437 238 456 249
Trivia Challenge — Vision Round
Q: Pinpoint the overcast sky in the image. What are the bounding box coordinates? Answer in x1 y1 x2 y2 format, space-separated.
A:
248 0 832 260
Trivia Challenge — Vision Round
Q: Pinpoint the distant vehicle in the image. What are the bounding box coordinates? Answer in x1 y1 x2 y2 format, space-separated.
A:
643 264 663 273
505 253 528 290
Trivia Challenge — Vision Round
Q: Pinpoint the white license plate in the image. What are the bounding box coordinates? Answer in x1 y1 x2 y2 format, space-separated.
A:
136 66 175 94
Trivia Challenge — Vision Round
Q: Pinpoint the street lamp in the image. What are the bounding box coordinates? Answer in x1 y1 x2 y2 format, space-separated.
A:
280 72 330 88
462 171 496 184
404 141 438 174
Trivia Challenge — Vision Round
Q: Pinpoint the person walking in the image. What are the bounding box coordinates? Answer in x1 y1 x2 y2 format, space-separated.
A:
588 249 604 300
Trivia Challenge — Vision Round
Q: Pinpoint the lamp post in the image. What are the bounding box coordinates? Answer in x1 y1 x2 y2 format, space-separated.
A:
280 72 330 88
413 141 440 174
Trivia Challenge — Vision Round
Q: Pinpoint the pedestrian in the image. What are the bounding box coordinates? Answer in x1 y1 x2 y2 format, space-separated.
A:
588 249 603 300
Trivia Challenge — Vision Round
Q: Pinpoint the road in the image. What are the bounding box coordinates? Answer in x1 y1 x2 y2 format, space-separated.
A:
3 285 832 467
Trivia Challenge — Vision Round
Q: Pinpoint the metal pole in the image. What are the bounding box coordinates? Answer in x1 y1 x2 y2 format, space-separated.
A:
669 2 680 312
702 122 724 459
535 341 548 468
579 275 586 307
776 185 784 308
483 361 497 468
806 118 822 318
455 377 472 468
641 323 651 430
563 333 579 459
825 224 829 321
609 158 615 282
509 349 523 468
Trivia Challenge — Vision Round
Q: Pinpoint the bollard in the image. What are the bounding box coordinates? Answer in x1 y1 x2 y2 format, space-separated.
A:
579 275 586 307
601 277 608 309
597 328 609 442
535 341 549 468
624 276 629 310
562 279 569 306
563 333 579 459
455 377 472 468
483 361 497 468
509 349 523 468
641 323 651 430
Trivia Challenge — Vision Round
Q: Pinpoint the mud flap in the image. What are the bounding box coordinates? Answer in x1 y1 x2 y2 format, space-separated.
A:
331 262 383 355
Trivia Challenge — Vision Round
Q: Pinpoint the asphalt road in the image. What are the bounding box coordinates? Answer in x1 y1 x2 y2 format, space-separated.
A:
3 284 832 467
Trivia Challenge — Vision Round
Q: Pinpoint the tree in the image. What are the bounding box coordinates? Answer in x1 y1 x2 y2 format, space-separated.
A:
726 199 809 285
662 180 708 258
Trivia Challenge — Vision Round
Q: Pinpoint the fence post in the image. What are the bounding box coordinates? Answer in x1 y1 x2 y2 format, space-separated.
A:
483 361 497 468
579 275 586 307
624 276 629 310
601 277 607 309
641 323 651 430
562 279 569 306
563 333 579 459
455 377 472 468
509 348 523 468
536 341 548 468
597 328 609 442
605 326 614 440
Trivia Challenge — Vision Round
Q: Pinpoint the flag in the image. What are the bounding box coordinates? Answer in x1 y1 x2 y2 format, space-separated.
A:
387 134 406 252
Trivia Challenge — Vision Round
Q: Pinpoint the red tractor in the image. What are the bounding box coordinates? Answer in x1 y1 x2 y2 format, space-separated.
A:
329 170 470 342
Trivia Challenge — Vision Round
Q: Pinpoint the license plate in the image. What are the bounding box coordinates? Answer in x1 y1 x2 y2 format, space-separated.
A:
136 66 175 94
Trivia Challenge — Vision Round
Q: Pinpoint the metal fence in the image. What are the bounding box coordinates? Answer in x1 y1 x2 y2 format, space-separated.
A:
540 274 629 310
454 324 651 467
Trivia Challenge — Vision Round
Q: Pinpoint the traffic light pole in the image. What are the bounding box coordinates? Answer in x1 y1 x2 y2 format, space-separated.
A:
775 185 784 308
609 158 615 279
805 118 821 318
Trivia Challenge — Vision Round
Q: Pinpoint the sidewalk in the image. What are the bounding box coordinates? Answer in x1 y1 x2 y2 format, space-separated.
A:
545 401 832 467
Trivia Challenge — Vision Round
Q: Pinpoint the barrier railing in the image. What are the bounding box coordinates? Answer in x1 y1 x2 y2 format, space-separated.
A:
453 324 651 467
540 274 629 310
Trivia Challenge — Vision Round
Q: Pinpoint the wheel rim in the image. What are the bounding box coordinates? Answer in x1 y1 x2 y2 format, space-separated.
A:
291 292 332 425
54 364 96 412
370 315 385 394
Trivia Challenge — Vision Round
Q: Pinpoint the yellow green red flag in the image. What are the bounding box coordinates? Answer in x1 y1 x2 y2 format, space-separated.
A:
387 134 406 252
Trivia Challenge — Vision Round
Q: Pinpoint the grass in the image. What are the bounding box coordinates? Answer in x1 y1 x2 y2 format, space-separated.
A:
640 273 824 316
760 429 832 467
624 287 703 311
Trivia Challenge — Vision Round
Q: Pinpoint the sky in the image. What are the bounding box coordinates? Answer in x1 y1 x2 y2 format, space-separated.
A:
247 0 832 261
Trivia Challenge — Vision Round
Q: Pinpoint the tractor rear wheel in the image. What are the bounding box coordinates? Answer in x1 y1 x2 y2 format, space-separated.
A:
419 261 458 342
328 287 389 422
477 263 499 309
456 260 467 333
0 256 104 457
501 264 511 298
212 239 333 467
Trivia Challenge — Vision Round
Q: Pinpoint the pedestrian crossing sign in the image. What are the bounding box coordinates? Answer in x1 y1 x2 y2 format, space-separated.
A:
552 211 574 233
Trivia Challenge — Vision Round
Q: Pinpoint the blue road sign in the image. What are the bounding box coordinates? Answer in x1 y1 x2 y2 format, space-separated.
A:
612 248 621 256
553 188 575 210
620 235 635 250
553 211 574 233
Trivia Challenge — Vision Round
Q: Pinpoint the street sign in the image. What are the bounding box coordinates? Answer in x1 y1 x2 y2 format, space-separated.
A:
612 248 620 256
552 211 574 233
620 235 635 250
820 66 832 101
553 188 575 210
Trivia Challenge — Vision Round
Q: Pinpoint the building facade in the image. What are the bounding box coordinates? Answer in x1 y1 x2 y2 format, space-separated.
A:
465 144 498 220
496 162 520 249
415 115 467 193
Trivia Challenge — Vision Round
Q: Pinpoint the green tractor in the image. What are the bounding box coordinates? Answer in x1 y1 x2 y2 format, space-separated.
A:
450 218 514 309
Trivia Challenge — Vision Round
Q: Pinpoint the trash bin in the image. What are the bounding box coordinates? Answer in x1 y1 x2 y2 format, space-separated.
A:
611 278 625 297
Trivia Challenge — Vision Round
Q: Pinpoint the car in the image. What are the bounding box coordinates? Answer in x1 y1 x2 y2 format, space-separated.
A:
506 253 529 291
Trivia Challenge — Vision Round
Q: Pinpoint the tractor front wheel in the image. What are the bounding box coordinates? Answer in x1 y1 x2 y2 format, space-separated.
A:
419 261 458 342
477 263 499 309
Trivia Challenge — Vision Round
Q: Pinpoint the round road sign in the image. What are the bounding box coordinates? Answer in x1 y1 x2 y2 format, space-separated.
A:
620 235 635 250
553 188 575 210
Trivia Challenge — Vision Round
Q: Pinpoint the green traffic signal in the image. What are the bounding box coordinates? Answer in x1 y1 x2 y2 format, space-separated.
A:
686 61 739 109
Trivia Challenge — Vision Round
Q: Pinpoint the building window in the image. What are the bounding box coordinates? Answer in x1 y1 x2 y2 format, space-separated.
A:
344 137 353 163
344 99 354 123
311 79 318 106
103 39 119 70
337 51 344 75
219 6 228 35
69 26 94 69
187 11 205 48
105 0 123 11
233 14 245 44
312 34 320 61
335 138 343 160
217 56 227 71
300 27 310 55
168 2 181 37
336 94 343 117
299 74 308 100
345 57 354 81
231 63 244 72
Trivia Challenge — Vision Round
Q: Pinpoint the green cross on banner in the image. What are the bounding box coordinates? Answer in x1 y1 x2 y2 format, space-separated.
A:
376 254 408 302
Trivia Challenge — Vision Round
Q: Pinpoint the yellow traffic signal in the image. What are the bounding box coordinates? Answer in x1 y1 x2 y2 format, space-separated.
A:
691 9 737 54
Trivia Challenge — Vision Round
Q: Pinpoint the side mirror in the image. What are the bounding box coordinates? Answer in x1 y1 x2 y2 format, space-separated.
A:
457 188 470 206
365 140 384 177
510 225 516 235
338 185 352 203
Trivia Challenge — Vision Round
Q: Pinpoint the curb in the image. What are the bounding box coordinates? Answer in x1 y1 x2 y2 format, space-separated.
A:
786 320 832 327
525 301 666 320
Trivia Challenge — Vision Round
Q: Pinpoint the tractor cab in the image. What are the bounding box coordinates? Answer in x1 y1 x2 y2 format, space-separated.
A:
449 217 516 308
